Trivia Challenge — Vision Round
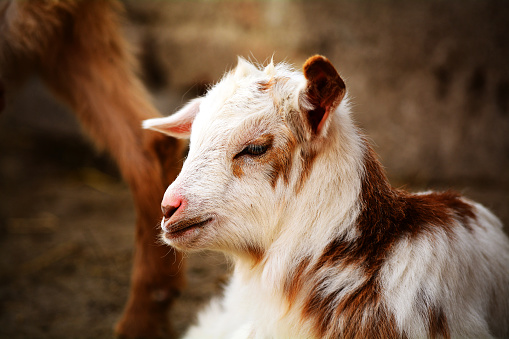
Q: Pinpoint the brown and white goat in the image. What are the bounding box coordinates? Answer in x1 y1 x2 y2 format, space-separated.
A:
145 55 509 338
0 1 185 337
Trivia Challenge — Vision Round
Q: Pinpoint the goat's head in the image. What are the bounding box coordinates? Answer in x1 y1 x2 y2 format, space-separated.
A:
143 56 346 258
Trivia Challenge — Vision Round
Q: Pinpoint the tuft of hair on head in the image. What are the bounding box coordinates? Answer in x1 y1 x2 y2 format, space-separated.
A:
264 56 276 77
234 57 260 79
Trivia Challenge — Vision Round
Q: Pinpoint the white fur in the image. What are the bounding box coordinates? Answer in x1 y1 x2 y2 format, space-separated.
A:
144 57 509 338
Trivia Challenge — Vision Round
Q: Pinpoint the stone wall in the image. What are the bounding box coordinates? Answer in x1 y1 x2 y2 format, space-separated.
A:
124 0 509 184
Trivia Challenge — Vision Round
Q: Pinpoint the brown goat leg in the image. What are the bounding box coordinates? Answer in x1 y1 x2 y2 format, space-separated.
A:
0 1 185 337
114 131 185 339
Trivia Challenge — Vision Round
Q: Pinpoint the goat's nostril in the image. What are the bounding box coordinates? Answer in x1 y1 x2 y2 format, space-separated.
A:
162 205 178 219
161 193 184 219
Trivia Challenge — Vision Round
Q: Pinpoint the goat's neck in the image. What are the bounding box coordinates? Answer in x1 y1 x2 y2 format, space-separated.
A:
236 114 370 283
286 116 367 247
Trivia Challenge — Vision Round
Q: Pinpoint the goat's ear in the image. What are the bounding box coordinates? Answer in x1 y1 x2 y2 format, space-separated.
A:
301 55 346 136
142 98 202 139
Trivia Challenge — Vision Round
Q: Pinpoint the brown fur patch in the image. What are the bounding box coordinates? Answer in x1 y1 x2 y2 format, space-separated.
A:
358 145 476 239
283 257 311 306
258 77 290 95
258 79 275 92
232 158 244 178
295 146 319 194
302 273 403 338
267 133 296 188
429 306 450 339
283 109 323 193
415 290 451 339
249 245 265 265
292 143 476 338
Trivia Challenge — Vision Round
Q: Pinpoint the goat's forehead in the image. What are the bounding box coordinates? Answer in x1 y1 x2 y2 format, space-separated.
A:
190 101 276 149
191 84 276 139
190 61 304 147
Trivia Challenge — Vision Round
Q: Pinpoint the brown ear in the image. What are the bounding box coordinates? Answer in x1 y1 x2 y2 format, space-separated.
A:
302 55 346 135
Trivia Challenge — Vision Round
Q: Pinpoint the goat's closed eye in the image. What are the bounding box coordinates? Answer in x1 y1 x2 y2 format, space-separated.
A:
245 144 269 155
235 144 270 158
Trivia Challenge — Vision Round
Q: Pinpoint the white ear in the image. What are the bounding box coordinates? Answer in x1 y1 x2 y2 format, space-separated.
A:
142 98 202 139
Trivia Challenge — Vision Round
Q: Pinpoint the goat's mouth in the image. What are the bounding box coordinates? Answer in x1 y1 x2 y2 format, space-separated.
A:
162 216 213 241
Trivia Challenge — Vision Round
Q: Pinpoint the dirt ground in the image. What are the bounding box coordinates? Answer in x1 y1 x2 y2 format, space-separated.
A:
0 1 508 339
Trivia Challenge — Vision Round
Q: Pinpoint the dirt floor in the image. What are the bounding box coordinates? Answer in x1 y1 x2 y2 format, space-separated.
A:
1 1 508 338
0 142 230 339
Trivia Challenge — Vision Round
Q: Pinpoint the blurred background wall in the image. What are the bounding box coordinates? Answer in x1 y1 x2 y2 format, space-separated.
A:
124 0 509 184
0 1 508 338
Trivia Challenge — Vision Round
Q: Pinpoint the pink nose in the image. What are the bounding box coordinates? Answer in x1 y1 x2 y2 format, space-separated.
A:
161 193 184 219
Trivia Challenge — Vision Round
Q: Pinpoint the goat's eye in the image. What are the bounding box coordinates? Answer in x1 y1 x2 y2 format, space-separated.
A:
245 144 268 155
236 144 270 158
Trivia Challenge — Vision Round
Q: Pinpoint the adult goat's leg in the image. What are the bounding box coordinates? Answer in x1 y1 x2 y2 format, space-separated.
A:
0 1 185 337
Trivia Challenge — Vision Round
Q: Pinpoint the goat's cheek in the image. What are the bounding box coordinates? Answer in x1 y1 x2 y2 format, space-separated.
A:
231 156 260 180
229 178 272 216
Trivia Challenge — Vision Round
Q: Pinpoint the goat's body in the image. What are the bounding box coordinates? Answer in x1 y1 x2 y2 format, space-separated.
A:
144 56 509 338
185 146 509 339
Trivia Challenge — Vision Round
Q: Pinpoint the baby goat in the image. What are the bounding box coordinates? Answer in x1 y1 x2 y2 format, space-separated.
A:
144 56 509 338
